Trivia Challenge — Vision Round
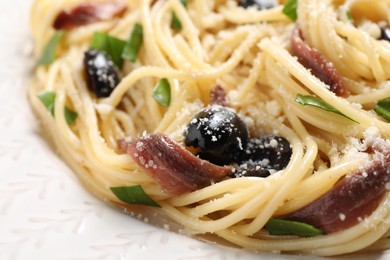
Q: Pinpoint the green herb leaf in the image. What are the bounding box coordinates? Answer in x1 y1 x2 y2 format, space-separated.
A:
39 31 64 65
375 97 390 122
346 10 353 21
282 0 298 21
171 0 188 30
122 23 143 62
64 107 78 125
38 91 56 115
152 78 171 107
172 13 182 30
110 185 160 207
180 0 189 8
38 91 78 125
90 32 127 68
265 218 323 237
295 94 358 123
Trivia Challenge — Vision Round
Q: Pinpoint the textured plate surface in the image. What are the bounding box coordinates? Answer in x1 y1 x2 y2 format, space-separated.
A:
0 0 389 259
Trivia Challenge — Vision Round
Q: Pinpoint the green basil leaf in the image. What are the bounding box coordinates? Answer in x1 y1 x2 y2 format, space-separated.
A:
122 23 143 62
265 218 323 237
39 31 64 65
346 10 353 21
110 185 160 207
282 0 298 21
375 97 390 122
64 107 78 125
295 94 358 123
171 0 188 30
38 91 56 115
180 0 189 7
38 91 78 125
152 78 171 107
172 13 182 30
90 32 127 68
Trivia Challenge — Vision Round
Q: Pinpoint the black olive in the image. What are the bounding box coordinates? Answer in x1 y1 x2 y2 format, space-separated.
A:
238 136 292 171
84 49 120 98
231 162 271 178
380 27 390 42
184 105 249 165
238 0 277 10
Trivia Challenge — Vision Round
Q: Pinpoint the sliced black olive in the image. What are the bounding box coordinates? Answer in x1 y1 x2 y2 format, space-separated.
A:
231 162 271 178
238 0 277 10
184 105 249 166
84 49 120 98
380 27 390 42
238 136 292 171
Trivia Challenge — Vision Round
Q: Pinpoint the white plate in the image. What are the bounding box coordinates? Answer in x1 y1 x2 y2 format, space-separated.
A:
0 1 389 259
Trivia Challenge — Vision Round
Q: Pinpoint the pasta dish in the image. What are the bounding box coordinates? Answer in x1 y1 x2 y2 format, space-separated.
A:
29 0 390 256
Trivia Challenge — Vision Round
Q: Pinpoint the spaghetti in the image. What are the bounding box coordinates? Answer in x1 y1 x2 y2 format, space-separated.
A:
29 0 390 256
